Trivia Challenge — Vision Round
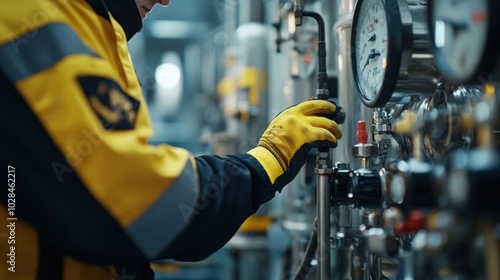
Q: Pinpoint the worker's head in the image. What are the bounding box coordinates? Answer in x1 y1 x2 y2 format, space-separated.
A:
134 0 170 20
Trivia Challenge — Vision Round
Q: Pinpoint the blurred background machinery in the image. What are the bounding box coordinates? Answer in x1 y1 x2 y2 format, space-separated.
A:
128 0 500 279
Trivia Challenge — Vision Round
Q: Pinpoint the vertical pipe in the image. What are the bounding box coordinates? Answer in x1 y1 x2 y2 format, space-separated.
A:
342 248 353 280
238 0 263 24
360 158 368 169
372 255 382 280
363 251 371 280
316 152 331 280
224 0 237 48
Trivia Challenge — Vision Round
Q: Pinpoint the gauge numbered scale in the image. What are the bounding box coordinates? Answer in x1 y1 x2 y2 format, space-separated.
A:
352 0 437 108
428 0 500 85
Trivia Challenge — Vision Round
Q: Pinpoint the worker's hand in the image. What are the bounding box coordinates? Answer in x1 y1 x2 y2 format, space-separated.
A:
247 100 342 191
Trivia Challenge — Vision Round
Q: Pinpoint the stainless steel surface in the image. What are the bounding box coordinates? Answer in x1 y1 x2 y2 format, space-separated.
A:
351 144 378 159
338 207 363 229
390 1 439 103
316 152 332 280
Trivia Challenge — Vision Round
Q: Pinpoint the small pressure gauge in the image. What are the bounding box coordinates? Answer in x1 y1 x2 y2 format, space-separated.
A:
428 0 500 85
352 0 438 108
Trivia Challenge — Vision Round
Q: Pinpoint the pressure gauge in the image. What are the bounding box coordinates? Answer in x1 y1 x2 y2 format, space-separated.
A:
428 0 500 85
352 0 396 107
352 0 438 108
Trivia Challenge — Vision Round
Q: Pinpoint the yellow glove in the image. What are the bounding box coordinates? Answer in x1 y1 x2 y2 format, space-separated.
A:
248 100 342 190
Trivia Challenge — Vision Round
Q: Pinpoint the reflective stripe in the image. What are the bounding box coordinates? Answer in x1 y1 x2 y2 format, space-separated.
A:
127 161 200 259
0 23 96 83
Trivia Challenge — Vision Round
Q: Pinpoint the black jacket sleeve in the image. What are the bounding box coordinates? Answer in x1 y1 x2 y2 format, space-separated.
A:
159 154 276 261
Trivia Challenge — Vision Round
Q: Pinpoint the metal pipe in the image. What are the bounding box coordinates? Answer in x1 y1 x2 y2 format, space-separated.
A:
339 246 353 280
363 251 371 280
293 0 304 26
371 255 382 280
302 11 328 92
360 158 368 169
316 151 332 280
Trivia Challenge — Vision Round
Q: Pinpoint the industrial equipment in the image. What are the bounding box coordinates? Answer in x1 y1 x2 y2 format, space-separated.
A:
351 0 437 107
270 0 500 279
196 0 500 279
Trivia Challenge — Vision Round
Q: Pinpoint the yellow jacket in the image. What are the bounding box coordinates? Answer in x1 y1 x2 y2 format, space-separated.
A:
0 1 275 279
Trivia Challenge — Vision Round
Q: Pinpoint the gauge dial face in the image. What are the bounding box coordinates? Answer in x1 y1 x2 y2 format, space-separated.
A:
430 0 489 83
354 0 388 100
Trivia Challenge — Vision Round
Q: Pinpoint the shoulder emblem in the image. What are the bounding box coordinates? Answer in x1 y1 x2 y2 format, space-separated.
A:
78 76 140 130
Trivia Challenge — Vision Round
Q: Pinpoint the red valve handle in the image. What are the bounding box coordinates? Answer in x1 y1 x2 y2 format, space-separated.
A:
357 120 368 144
394 210 426 236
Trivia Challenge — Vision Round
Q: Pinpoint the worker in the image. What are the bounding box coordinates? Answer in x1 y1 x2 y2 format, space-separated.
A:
0 0 342 279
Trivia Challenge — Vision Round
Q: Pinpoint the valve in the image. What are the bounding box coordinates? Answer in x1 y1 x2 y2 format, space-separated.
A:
394 210 426 236
357 120 368 144
331 168 384 209
389 160 444 217
352 120 378 169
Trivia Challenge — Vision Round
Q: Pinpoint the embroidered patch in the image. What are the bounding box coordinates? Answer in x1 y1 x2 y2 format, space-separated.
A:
79 76 140 130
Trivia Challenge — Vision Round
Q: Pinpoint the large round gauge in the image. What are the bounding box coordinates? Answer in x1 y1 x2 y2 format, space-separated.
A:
428 0 500 85
352 0 403 108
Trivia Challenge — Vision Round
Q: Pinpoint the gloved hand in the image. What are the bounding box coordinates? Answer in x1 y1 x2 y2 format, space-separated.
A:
247 100 342 191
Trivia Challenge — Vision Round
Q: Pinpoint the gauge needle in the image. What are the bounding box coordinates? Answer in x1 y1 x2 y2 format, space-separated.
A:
368 34 376 42
362 56 370 73
362 49 381 73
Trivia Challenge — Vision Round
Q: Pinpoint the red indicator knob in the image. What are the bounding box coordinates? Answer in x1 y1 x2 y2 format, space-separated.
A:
357 120 368 144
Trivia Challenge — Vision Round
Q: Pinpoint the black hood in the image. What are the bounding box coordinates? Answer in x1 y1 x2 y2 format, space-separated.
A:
103 0 143 41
